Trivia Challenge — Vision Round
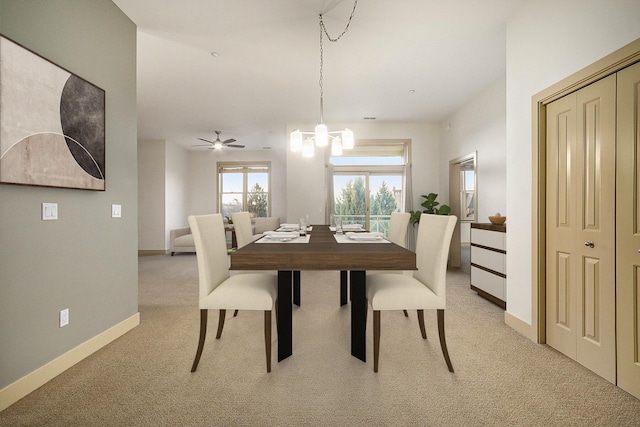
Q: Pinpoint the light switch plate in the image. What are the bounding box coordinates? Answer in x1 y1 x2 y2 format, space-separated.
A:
42 203 58 220
111 204 122 218
59 308 69 327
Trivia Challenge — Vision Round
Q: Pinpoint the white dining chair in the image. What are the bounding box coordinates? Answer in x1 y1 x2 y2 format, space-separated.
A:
231 211 261 249
366 213 457 372
387 211 411 248
341 212 411 306
188 214 278 373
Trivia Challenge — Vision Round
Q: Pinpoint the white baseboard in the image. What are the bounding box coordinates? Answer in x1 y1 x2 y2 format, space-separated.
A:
0 312 140 412
504 311 536 342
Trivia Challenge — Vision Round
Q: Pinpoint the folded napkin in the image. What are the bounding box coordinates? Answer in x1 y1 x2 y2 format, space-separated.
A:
342 224 365 230
264 231 298 239
278 224 299 231
346 232 384 241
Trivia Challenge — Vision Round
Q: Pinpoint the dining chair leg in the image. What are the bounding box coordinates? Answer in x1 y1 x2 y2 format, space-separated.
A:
233 310 239 317
437 309 454 373
216 309 226 339
191 309 208 372
373 310 381 372
403 310 409 317
264 310 272 373
417 309 427 339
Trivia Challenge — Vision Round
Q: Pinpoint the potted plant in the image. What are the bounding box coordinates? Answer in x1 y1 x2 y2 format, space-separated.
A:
409 193 451 226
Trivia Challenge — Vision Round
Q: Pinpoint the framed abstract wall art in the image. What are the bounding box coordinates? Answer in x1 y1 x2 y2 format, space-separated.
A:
0 35 105 191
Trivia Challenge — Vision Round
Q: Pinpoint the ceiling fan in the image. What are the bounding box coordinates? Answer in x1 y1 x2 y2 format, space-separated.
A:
192 130 245 149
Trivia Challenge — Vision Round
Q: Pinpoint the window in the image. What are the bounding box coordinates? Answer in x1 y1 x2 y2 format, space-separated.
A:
328 140 409 236
218 162 270 219
459 158 476 221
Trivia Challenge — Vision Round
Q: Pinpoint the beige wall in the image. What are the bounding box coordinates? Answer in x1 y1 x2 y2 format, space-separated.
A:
439 76 507 224
0 0 138 390
138 140 166 250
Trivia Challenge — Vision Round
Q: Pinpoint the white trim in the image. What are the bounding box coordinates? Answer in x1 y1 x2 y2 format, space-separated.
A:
0 313 140 411
504 310 535 341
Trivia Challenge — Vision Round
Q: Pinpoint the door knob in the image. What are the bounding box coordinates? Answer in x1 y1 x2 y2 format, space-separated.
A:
584 241 594 248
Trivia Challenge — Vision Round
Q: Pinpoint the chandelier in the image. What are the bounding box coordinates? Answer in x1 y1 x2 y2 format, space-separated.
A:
290 1 358 157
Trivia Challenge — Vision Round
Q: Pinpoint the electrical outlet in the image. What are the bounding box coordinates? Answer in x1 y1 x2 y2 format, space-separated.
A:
59 308 69 327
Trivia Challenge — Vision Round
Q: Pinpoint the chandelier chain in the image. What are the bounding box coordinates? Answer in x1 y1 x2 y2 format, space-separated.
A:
318 0 358 123
319 0 359 43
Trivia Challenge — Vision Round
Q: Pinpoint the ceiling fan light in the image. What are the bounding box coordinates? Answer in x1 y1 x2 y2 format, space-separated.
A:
290 129 303 152
331 137 343 156
315 123 328 147
342 129 354 149
302 137 315 158
214 141 223 150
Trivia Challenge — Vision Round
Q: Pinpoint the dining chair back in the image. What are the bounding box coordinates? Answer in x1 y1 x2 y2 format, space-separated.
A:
387 211 411 247
231 211 258 249
188 213 277 373
413 213 457 304
366 213 457 372
365 211 412 275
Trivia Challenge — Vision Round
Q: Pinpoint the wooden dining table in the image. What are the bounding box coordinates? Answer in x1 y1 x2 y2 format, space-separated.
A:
229 225 416 363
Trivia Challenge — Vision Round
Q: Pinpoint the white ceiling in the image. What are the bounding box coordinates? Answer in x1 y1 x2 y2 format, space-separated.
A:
112 0 523 151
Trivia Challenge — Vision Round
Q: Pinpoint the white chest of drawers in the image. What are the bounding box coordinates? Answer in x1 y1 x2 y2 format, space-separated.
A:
470 223 506 309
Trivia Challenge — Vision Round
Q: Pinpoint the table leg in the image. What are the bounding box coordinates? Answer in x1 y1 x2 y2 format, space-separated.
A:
277 271 293 361
340 270 348 306
293 271 301 306
350 270 366 362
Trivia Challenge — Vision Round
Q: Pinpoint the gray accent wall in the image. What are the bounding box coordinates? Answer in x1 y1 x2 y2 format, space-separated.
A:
0 0 138 389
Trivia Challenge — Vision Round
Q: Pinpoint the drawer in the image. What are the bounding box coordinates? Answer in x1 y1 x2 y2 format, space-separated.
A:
471 228 506 250
471 246 506 275
471 266 506 300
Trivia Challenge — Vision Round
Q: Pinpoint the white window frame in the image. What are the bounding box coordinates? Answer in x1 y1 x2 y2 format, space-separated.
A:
217 161 271 218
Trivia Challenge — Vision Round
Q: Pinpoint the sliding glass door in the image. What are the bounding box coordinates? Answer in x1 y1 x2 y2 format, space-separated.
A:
328 140 409 237
332 170 403 235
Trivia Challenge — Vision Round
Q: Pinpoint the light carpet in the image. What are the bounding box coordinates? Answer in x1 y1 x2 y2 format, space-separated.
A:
1 254 639 426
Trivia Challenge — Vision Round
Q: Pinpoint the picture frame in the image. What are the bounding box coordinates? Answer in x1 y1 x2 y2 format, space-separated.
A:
0 35 105 191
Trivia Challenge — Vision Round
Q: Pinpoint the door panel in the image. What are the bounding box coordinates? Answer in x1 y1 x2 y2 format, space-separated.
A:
574 75 616 383
546 94 578 359
546 75 616 383
616 60 640 398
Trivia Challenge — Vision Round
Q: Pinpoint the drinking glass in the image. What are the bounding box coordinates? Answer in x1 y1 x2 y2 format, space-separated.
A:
299 218 307 236
335 216 343 234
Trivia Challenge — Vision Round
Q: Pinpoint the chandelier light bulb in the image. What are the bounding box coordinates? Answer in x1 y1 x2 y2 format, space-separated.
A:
290 129 303 152
331 137 343 156
315 123 328 147
302 137 315 158
342 129 354 149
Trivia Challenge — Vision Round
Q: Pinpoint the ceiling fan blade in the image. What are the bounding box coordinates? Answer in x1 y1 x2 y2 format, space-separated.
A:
197 137 215 144
191 144 213 147
222 138 237 144
226 144 245 148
